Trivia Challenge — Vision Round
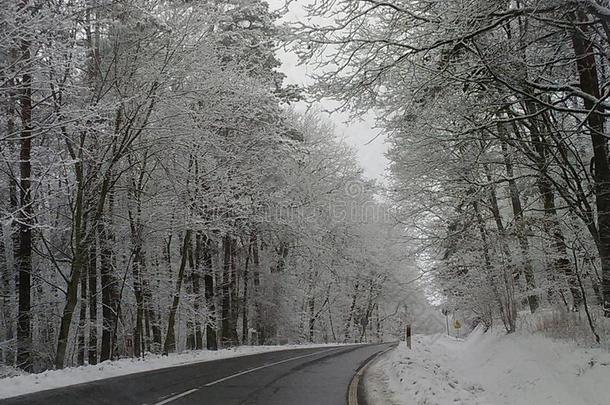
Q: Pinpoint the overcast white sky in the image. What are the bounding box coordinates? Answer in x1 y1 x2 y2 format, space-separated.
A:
268 0 389 182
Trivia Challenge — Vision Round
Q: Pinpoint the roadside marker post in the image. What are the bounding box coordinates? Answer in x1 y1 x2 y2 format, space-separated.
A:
406 324 412 349
125 334 134 358
453 319 462 339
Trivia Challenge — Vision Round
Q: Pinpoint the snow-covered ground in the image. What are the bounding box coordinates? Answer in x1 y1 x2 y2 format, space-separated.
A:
0 344 342 399
365 328 610 405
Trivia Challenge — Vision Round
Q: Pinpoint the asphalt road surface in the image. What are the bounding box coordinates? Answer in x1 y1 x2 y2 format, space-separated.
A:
0 343 395 405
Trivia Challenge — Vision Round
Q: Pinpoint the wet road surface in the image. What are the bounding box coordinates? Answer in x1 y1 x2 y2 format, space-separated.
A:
0 343 395 405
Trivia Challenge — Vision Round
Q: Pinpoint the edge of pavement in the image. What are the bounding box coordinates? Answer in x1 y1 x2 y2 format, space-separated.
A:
347 343 398 405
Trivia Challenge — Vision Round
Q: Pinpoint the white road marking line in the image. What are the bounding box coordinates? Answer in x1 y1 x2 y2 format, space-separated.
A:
152 388 199 405
148 347 345 404
203 347 342 387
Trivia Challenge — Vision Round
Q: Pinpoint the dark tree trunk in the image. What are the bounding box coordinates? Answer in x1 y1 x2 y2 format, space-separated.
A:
10 178 18 325
189 236 203 350
77 265 87 365
185 241 196 351
571 16 610 316
328 295 337 342
100 204 118 361
132 247 144 357
202 234 217 350
221 235 232 346
374 303 381 343
143 302 151 353
308 296 315 343
146 265 162 353
55 236 86 368
2 73 17 366
229 239 239 344
151 245 169 352
343 282 359 343
251 231 262 345
88 235 97 364
163 230 192 354
359 281 375 343
16 17 33 371
1 222 13 364
129 207 145 358
241 243 250 344
184 157 203 351
55 151 89 369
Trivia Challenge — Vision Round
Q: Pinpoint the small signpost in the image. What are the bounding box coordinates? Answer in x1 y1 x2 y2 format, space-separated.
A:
406 324 412 349
125 334 134 358
453 319 462 339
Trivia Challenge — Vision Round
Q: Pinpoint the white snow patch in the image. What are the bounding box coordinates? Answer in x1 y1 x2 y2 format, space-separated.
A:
0 344 345 399
366 328 610 405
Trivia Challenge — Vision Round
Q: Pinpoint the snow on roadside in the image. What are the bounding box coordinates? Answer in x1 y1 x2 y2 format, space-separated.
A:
365 337 482 405
0 343 343 399
365 328 610 405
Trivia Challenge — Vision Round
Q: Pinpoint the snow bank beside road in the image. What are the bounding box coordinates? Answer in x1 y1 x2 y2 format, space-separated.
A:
365 329 610 405
0 344 342 399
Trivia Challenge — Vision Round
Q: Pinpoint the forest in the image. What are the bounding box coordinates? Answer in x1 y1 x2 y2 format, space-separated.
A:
0 0 422 373
3 0 610 384
289 0 610 344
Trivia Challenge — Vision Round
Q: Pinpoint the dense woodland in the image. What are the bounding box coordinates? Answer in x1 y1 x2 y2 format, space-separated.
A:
6 0 610 377
291 0 610 342
0 0 424 373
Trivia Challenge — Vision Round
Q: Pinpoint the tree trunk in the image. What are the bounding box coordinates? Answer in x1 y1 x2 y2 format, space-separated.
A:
55 242 86 368
202 234 217 350
343 282 359 343
132 247 145 357
328 295 337 342
241 243 250 344
472 200 511 332
571 15 610 317
480 163 517 333
186 239 197 351
1 223 13 364
55 150 89 369
190 237 203 350
16 14 33 371
499 134 539 313
2 73 17 366
514 105 583 308
100 198 118 361
88 233 97 364
221 235 232 346
308 295 315 343
145 259 162 352
374 303 381 343
229 239 239 344
251 231 262 345
77 265 87 365
129 208 145 358
163 230 192 355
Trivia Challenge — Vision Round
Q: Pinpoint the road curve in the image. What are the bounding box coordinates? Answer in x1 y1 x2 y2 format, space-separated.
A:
0 343 395 405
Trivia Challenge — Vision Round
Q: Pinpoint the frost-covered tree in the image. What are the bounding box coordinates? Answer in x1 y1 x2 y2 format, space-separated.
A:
290 0 610 341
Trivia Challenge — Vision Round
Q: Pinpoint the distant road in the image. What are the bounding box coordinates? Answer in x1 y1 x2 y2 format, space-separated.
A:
0 343 395 405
